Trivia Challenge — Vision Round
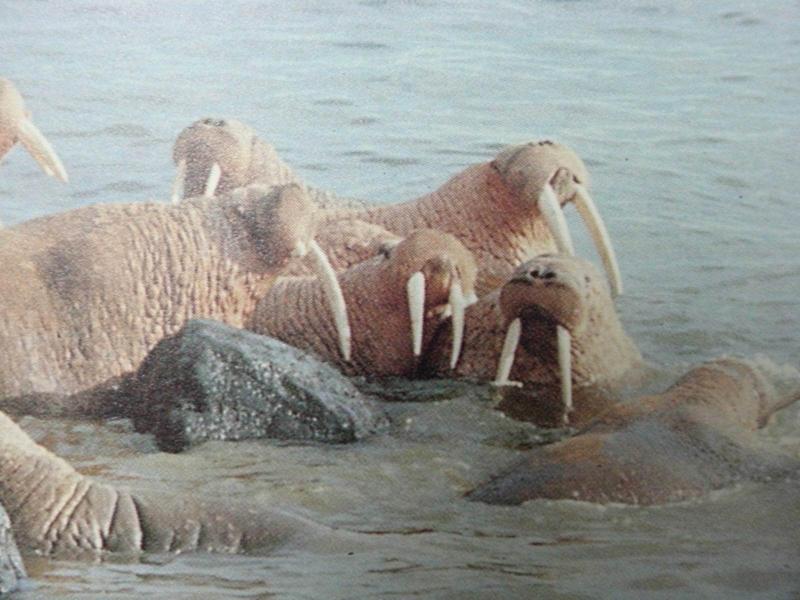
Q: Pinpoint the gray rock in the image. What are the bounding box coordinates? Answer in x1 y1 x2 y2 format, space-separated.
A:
0 503 25 595
127 320 388 452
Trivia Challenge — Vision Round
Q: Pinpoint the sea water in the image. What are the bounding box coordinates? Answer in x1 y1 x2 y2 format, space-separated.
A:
1 0 799 598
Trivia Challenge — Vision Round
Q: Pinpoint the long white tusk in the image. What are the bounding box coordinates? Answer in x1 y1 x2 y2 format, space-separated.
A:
407 271 425 357
17 118 69 183
308 240 352 362
573 183 623 297
538 181 575 255
203 162 221 198
492 317 522 387
557 325 573 426
171 158 186 204
448 279 466 369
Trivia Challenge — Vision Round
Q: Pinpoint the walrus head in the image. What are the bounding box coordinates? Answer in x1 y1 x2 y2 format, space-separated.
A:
172 118 256 201
226 184 352 361
0 78 68 183
493 141 622 297
372 229 478 369
494 254 608 424
499 254 591 334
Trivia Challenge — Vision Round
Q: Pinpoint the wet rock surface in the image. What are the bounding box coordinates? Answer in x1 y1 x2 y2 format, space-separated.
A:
0 503 25 595
126 320 388 452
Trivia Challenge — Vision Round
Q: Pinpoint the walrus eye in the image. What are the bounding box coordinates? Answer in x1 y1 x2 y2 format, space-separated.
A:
585 275 591 284
378 243 393 259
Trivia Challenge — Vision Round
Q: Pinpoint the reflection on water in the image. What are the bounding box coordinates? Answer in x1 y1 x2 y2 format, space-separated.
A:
2 0 800 597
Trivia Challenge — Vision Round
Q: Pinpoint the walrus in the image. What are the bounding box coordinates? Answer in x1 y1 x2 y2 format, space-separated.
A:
249 229 478 377
0 184 350 415
0 77 68 183
169 118 622 296
425 254 644 426
0 409 355 557
469 357 800 505
171 117 364 210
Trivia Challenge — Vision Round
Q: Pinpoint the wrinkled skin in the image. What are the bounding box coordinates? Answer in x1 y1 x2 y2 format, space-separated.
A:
425 255 645 426
249 229 478 377
0 410 354 558
331 140 598 294
469 357 800 505
0 184 318 416
170 119 619 295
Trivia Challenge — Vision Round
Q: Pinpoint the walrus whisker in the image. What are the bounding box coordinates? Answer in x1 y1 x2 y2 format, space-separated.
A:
307 240 352 362
557 324 573 425
448 278 465 369
407 271 426 357
17 117 69 183
538 181 575 255
203 162 222 198
573 183 623 297
492 317 522 387
171 158 186 204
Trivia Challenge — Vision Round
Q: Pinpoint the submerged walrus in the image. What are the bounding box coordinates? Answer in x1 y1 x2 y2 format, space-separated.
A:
0 184 350 415
425 254 644 426
0 410 353 557
0 77 68 183
170 118 622 296
469 357 800 505
249 229 478 377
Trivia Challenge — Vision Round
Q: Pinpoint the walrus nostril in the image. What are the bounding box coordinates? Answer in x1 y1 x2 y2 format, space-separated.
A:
203 118 226 127
530 266 556 280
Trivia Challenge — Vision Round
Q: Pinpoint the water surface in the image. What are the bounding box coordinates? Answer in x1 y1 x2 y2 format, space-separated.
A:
1 0 799 598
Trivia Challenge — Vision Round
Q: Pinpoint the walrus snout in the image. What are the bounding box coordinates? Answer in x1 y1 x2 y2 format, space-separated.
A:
502 256 588 333
172 117 255 201
522 263 558 282
491 140 622 296
380 230 476 366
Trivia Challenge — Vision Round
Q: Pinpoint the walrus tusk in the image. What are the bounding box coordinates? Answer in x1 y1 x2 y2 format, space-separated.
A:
407 271 425 357
573 183 623 297
307 240 352 362
557 325 573 425
538 182 575 255
448 279 466 369
492 317 522 387
171 158 186 204
203 162 222 198
17 118 69 183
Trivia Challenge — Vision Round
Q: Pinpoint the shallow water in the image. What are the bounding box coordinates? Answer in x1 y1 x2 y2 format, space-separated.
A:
1 0 800 598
